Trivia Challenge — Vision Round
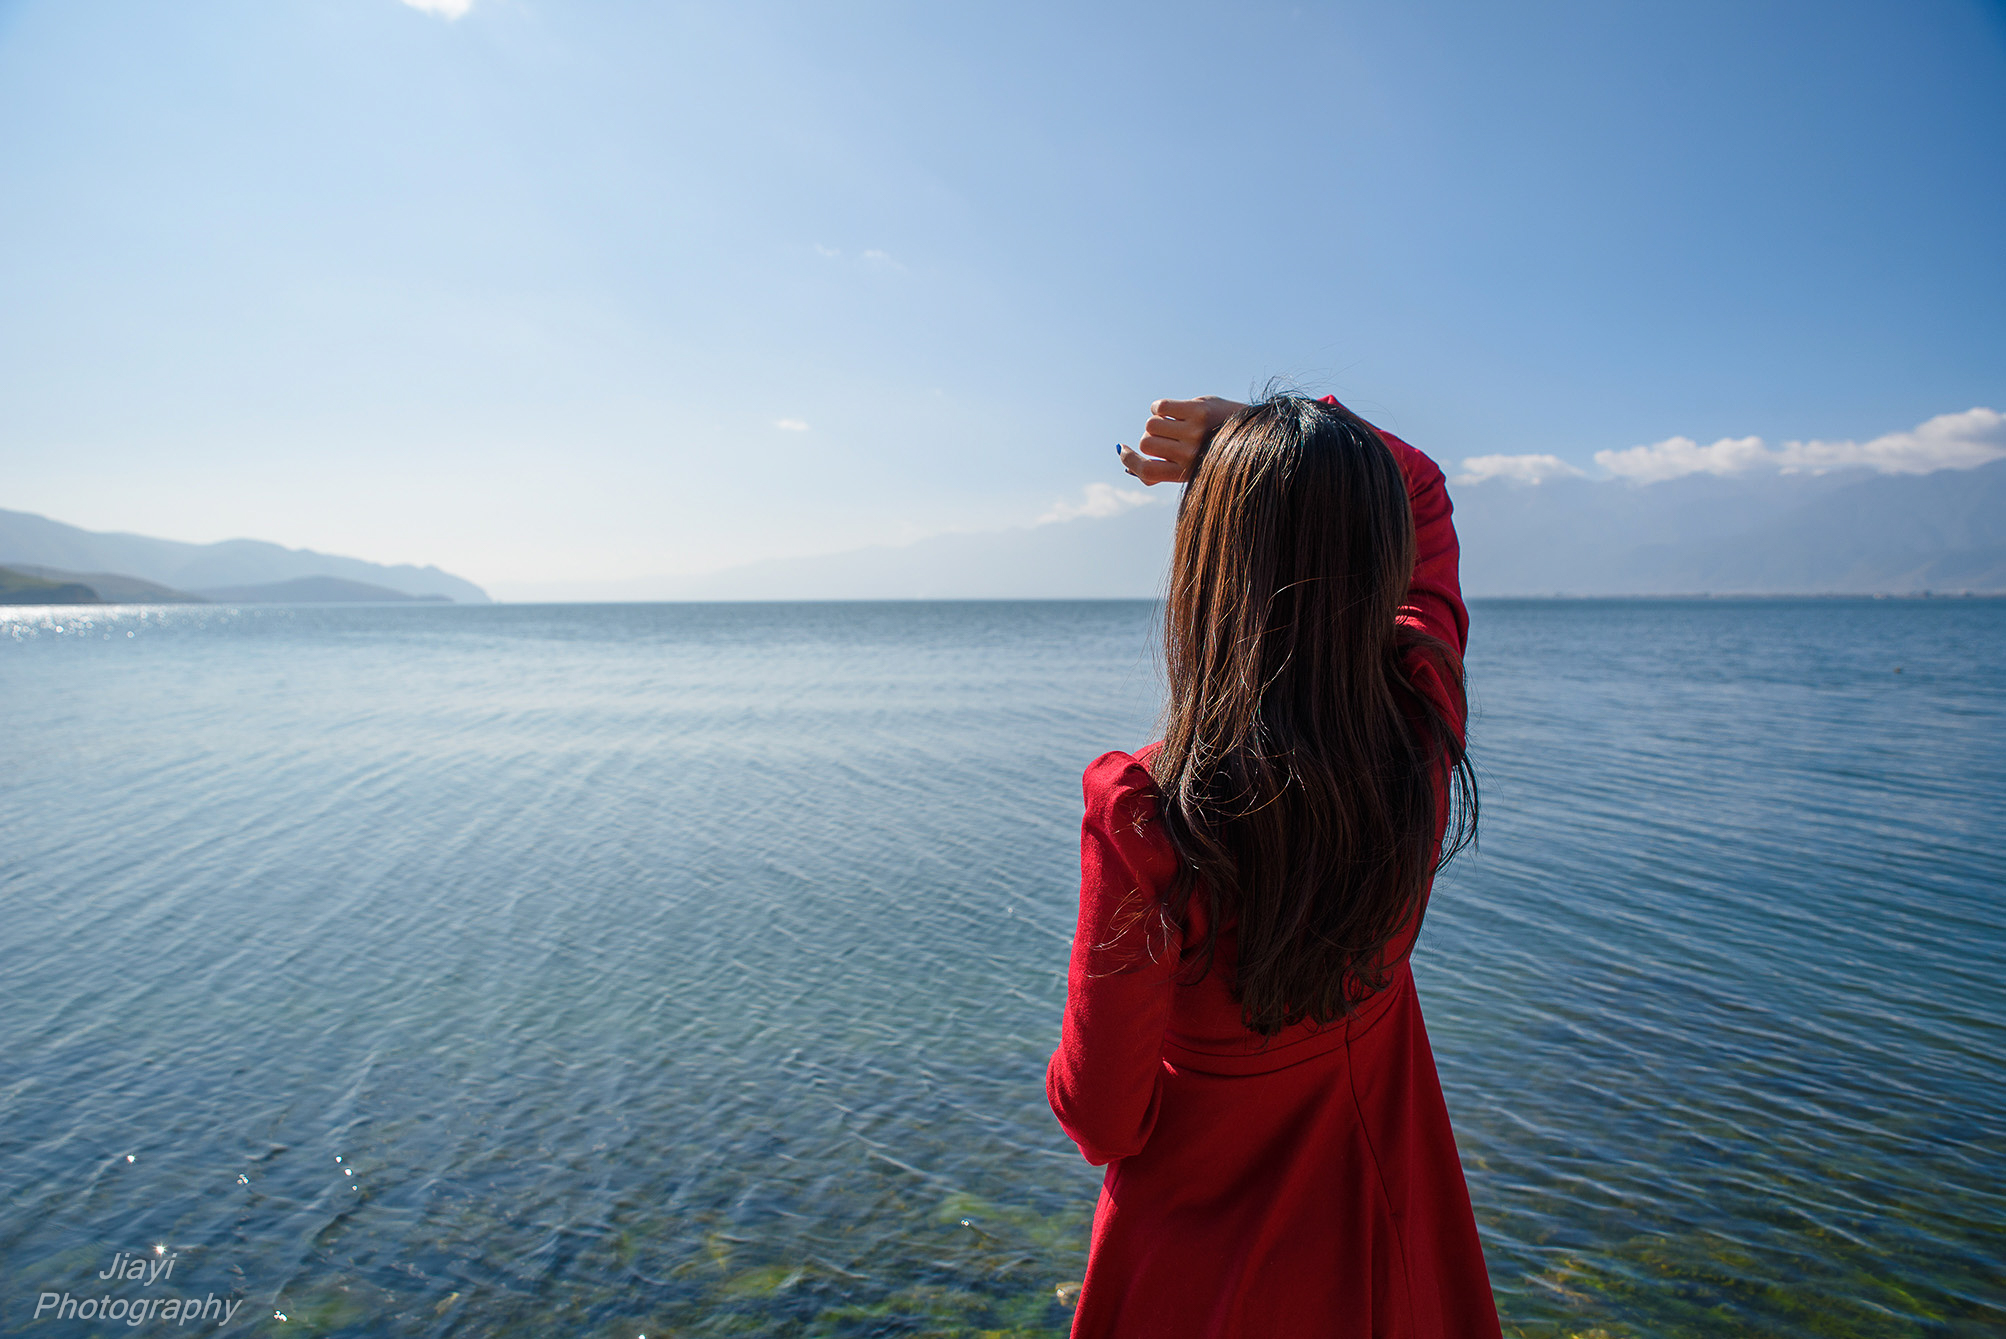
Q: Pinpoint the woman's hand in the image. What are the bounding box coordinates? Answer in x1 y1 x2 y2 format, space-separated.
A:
1118 397 1246 485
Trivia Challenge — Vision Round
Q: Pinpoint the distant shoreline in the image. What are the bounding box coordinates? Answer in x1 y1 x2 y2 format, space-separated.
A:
0 564 456 607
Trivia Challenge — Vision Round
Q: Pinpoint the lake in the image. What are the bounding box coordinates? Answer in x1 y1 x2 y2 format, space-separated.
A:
2 599 2001 1337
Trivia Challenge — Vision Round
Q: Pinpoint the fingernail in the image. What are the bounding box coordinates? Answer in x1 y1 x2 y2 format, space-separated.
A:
1115 443 1125 457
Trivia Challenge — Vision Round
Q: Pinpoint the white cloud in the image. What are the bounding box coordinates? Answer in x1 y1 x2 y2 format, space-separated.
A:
1038 482 1157 525
399 0 472 18
1776 407 2006 475
1592 408 2004 484
1594 434 1769 483
1452 454 1587 486
774 418 809 432
811 244 903 271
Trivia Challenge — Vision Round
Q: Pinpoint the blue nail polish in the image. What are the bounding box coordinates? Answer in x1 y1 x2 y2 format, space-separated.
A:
1115 443 1124 457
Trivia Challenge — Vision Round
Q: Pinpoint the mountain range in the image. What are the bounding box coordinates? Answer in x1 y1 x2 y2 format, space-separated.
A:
1453 458 2006 596
624 457 2006 601
7 455 2001 606
0 509 489 604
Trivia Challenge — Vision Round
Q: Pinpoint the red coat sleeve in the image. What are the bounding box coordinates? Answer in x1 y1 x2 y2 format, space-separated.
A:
1320 397 1469 736
1381 429 1468 658
1046 751 1183 1166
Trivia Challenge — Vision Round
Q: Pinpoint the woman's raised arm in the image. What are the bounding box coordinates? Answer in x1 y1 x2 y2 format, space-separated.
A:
1125 394 1469 658
1372 425 1469 659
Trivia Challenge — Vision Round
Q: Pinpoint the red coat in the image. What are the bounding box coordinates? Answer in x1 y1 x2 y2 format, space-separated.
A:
1046 419 1500 1338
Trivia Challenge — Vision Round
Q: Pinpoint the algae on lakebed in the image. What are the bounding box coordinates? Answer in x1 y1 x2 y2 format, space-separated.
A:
230 1175 2000 1339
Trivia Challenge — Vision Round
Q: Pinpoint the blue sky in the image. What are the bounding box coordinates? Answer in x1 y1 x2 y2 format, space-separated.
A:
2 0 2001 597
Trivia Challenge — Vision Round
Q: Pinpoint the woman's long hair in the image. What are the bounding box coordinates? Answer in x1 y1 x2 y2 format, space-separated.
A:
1150 393 1477 1036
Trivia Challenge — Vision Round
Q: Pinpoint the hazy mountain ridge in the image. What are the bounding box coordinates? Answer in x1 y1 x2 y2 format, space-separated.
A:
0 509 489 603
0 562 444 606
5 564 206 603
0 566 102 605
1455 459 2006 595
633 459 2006 601
196 576 453 604
10 458 2000 606
656 504 1181 602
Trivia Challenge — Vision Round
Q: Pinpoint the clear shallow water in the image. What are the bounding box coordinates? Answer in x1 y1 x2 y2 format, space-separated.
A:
1 599 2000 1338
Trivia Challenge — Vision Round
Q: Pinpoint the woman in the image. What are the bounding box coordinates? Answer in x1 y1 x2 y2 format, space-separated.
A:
1047 392 1498 1337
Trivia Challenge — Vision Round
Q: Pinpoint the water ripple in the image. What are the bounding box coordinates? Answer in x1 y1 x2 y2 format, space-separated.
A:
1 599 2000 1337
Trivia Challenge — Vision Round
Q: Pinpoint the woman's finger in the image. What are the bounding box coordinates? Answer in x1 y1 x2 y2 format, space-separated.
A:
1144 414 1205 444
1138 430 1197 464
1118 444 1190 486
1152 396 1247 440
